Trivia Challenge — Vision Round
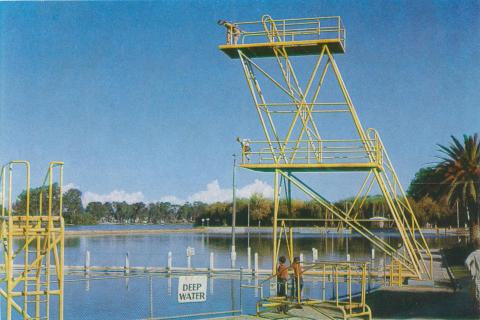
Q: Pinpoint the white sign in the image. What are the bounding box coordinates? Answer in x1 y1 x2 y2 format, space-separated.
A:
177 275 207 303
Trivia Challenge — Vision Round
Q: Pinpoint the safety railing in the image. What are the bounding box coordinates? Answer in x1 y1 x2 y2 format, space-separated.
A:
0 161 65 320
39 161 64 217
239 137 382 166
1 161 31 218
250 260 371 318
221 15 346 48
0 160 64 217
366 128 433 279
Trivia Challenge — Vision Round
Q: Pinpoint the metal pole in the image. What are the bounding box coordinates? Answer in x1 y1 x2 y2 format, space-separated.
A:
210 252 215 271
346 234 349 257
272 170 279 275
85 250 90 274
232 154 237 259
247 201 250 248
167 251 172 269
125 252 130 275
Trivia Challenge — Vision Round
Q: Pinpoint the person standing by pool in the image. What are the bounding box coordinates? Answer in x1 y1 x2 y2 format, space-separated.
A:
277 256 288 297
291 256 304 300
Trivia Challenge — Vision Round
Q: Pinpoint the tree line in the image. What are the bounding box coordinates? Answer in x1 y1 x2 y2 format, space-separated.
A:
9 184 464 228
12 185 207 225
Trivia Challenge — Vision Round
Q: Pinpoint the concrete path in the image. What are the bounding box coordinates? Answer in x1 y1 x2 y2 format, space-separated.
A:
411 249 454 288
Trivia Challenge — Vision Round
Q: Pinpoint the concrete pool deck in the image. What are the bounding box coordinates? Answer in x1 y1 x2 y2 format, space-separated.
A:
208 250 476 319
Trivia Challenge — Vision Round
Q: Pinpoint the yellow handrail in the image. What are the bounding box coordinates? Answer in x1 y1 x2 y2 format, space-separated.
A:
257 260 369 305
0 161 31 217
366 128 433 279
239 137 381 165
39 162 64 217
220 16 345 47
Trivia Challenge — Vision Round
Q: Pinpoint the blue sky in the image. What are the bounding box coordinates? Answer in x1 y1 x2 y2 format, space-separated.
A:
0 1 478 205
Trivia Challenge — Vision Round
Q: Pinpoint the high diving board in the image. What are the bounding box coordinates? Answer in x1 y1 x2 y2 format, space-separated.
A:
218 16 346 59
220 39 345 59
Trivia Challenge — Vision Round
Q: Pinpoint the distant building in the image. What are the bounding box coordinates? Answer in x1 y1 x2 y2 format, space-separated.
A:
369 216 389 228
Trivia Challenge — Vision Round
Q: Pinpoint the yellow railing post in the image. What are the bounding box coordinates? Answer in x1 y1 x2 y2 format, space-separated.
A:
398 262 402 286
361 263 367 311
348 264 352 314
289 227 294 262
0 161 64 320
335 265 339 306
7 164 13 319
272 170 279 275
389 261 394 286
337 16 340 40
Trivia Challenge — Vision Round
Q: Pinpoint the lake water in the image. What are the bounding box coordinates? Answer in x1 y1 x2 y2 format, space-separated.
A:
2 226 465 319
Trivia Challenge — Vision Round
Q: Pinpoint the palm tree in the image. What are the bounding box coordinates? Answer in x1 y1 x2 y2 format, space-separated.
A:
436 134 480 246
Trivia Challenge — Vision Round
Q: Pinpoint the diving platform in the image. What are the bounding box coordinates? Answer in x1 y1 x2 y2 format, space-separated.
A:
240 162 381 173
220 39 345 59
218 16 346 59
238 136 383 173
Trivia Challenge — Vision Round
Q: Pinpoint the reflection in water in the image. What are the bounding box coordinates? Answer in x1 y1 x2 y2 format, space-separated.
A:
65 237 81 248
85 274 90 292
9 232 466 272
209 276 213 295
168 276 172 295
12 236 79 250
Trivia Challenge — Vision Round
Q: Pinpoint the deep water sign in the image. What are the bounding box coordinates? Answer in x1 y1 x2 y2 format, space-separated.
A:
177 276 207 303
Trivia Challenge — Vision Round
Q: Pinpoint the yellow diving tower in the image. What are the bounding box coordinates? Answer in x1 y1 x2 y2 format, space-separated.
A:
0 161 65 320
219 15 432 280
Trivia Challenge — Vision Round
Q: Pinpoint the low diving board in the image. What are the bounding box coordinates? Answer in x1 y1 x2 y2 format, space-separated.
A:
240 162 381 172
